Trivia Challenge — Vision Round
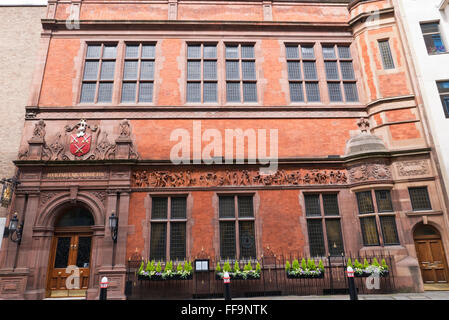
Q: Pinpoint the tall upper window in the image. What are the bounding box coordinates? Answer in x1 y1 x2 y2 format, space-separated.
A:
80 43 117 103
323 45 358 103
437 81 449 118
378 40 395 70
356 190 400 246
285 44 320 103
150 196 187 261
186 44 218 103
421 22 447 55
121 43 155 103
304 193 344 257
219 195 256 260
225 44 257 103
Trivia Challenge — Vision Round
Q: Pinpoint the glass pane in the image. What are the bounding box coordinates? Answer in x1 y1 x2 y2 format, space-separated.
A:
360 217 380 246
203 82 217 102
326 219 344 256
140 61 154 80
325 61 339 80
322 46 336 59
219 196 235 218
409 187 432 211
226 82 240 102
242 61 256 80
241 45 255 59
170 222 186 260
83 61 99 80
225 45 239 59
420 22 440 34
238 196 254 217
76 237 92 268
125 45 139 58
328 82 343 102
123 61 138 80
203 45 217 59
380 216 400 245
356 191 375 214
187 82 201 102
305 194 321 216
303 61 317 80
340 61 355 80
338 46 351 59
102 45 117 59
301 46 315 59
220 221 236 259
239 221 256 259
142 44 155 58
307 219 325 257
243 82 257 102
54 237 71 268
187 45 201 58
152 197 168 219
290 82 304 102
171 197 187 219
203 61 217 80
150 223 166 261
121 82 136 103
97 83 113 102
56 207 94 227
80 83 96 103
344 82 359 102
287 61 302 80
424 34 447 54
226 60 240 80
100 61 115 80
323 194 339 216
305 82 320 102
286 46 299 59
187 61 201 80
86 45 101 59
378 40 395 69
375 190 393 212
139 82 153 102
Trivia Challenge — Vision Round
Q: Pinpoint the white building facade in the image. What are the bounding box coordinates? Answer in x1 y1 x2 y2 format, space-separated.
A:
395 0 449 202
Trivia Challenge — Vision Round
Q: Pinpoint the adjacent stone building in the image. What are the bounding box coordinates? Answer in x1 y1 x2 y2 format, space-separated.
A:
0 0 448 299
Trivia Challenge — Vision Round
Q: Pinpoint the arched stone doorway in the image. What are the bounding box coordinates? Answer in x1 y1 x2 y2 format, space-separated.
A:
45 205 95 298
414 223 449 287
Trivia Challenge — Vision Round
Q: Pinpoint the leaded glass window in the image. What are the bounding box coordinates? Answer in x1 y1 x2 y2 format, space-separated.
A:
80 43 117 103
187 43 218 103
409 187 432 211
378 40 395 70
121 43 155 103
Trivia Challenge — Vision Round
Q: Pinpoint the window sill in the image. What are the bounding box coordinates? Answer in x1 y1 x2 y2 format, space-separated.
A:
405 210 442 216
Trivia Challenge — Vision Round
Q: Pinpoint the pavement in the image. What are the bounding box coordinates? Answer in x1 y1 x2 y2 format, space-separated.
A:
218 291 449 300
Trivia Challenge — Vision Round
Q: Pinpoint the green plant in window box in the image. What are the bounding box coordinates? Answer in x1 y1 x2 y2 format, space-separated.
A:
286 258 325 279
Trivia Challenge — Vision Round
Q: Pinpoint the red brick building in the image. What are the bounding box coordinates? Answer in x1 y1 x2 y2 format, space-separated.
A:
0 0 448 299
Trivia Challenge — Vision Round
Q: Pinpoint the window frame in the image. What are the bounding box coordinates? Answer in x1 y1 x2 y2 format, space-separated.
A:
149 195 189 261
378 39 396 70
120 42 156 104
437 80 449 118
409 186 432 211
420 21 447 55
79 42 118 104
303 192 345 257
217 193 257 261
355 189 400 247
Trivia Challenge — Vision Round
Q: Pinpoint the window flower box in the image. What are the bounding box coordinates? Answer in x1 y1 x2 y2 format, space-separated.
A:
137 260 193 280
347 258 389 278
285 258 325 279
215 260 261 281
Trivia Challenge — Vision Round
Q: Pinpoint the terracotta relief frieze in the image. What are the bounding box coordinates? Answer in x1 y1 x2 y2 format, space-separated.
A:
39 192 60 206
397 160 430 177
132 168 349 188
348 162 392 183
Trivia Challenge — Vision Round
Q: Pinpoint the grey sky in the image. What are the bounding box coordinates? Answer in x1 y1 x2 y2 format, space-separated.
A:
1 0 47 5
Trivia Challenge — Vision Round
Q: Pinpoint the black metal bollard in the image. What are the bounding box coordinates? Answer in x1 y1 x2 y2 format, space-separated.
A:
223 272 232 300
100 276 108 300
346 267 358 300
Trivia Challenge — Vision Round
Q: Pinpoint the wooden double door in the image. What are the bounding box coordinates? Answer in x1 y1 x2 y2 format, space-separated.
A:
414 225 449 284
46 231 93 298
